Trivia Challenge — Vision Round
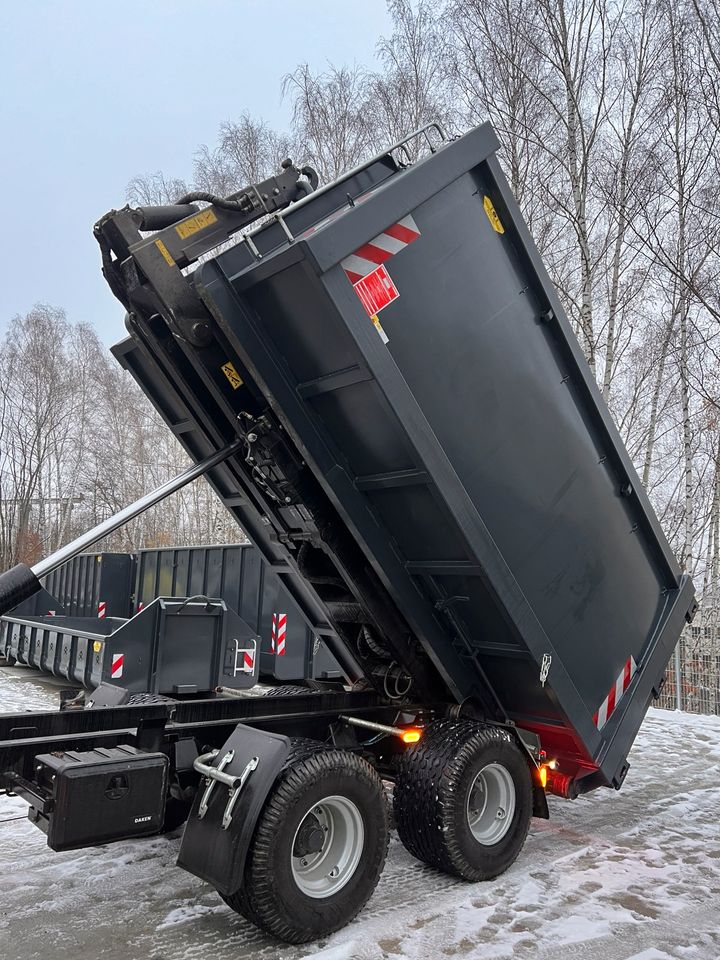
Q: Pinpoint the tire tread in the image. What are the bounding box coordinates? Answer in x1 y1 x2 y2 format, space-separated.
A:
225 740 388 942
394 719 532 881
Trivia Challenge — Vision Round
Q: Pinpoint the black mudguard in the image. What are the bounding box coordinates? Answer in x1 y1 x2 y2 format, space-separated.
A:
532 781 550 819
177 723 291 895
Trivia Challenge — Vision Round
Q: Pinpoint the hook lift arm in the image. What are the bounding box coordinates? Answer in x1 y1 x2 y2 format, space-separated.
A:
0 161 320 617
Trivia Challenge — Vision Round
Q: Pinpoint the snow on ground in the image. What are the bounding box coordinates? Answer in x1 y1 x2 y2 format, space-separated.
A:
0 669 719 960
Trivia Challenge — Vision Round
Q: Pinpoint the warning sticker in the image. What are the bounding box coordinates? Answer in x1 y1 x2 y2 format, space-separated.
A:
175 208 218 240
155 239 175 266
352 264 398 318
221 361 243 389
483 196 505 234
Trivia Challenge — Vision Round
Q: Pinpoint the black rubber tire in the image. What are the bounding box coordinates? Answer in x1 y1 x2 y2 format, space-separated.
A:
394 719 532 882
223 740 389 943
220 740 324 928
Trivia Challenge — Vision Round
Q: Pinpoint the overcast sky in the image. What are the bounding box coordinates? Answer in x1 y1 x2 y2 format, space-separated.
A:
0 0 391 343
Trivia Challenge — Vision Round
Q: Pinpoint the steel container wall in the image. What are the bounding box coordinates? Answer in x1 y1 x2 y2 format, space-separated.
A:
4 615 112 687
198 122 694 789
1 587 64 662
42 553 135 619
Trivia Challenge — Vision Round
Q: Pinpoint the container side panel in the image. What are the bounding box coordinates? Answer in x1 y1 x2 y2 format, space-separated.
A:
363 171 671 707
158 551 175 597
175 550 191 598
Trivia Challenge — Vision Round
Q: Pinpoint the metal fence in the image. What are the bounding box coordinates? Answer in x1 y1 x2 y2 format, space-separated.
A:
656 621 720 715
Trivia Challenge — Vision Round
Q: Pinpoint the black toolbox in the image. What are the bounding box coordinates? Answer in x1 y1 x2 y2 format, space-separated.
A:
31 745 168 851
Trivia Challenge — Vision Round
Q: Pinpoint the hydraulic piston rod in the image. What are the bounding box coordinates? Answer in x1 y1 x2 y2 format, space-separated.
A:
0 439 243 617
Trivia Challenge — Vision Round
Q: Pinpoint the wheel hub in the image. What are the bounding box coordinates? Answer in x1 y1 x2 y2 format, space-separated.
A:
466 762 516 845
291 796 364 898
293 815 325 857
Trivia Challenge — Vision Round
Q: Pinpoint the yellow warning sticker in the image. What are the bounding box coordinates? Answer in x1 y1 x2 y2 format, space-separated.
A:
93 641 103 653
483 195 505 234
371 314 389 344
155 239 175 266
221 361 243 389
176 208 218 240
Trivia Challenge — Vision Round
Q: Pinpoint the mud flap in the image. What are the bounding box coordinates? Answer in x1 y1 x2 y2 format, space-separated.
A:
532 781 549 819
177 723 291 895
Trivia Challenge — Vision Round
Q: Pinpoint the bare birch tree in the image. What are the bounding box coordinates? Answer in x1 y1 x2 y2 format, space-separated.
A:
369 0 451 154
283 63 376 181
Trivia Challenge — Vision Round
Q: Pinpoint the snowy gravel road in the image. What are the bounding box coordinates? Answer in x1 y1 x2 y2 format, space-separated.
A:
0 669 719 960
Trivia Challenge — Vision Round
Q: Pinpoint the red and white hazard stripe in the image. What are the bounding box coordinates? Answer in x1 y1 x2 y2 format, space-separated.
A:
594 655 637 730
341 215 421 284
243 650 254 672
271 613 287 657
137 601 144 613
97 601 107 619
110 653 124 680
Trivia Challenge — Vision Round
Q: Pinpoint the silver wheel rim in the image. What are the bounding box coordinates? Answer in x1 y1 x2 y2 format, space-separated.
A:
467 762 516 845
291 795 364 898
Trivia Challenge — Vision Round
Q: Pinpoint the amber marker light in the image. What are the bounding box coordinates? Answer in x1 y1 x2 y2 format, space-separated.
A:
401 728 422 744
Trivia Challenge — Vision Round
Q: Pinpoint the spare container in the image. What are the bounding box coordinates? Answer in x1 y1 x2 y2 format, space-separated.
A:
115 121 694 791
3 545 341 682
2 597 259 694
135 544 341 681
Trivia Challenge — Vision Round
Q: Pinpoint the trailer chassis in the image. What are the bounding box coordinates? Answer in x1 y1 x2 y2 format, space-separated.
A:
0 682 550 941
0 688 417 785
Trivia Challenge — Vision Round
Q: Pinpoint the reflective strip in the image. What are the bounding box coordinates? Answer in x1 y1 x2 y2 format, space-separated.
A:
594 656 637 730
276 613 287 656
341 214 420 284
111 653 124 679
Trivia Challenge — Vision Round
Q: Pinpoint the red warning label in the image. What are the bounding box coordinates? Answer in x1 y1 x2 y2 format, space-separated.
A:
352 264 398 317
